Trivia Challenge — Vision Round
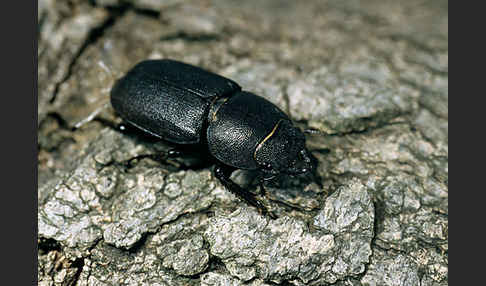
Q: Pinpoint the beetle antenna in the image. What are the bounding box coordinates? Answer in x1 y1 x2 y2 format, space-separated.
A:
303 128 331 136
73 102 111 130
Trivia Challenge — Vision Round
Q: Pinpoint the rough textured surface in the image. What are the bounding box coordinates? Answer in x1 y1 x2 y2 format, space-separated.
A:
205 179 373 284
38 0 448 285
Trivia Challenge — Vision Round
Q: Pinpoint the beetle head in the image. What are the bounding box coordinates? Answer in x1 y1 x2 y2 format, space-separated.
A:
255 120 313 176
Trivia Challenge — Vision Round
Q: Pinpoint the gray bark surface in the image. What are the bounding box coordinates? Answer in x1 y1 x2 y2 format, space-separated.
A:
38 1 448 285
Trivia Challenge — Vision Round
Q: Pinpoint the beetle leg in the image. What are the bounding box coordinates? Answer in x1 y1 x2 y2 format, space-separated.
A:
258 180 266 197
89 117 125 132
258 174 276 196
125 149 182 168
214 165 277 219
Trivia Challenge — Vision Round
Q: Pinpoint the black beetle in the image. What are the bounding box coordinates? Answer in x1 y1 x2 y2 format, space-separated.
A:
111 59 314 217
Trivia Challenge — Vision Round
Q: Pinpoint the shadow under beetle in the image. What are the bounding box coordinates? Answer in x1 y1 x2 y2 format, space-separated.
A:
110 59 315 218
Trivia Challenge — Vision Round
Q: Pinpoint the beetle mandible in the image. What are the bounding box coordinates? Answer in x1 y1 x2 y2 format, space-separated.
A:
110 59 315 217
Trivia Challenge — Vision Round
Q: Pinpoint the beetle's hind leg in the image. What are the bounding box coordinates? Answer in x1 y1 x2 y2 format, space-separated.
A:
214 165 277 219
124 149 182 168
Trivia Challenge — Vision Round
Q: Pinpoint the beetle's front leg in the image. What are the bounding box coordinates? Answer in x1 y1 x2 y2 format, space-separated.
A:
214 165 277 219
258 173 276 197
